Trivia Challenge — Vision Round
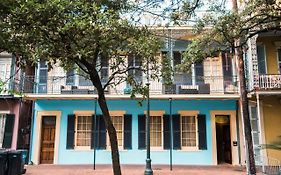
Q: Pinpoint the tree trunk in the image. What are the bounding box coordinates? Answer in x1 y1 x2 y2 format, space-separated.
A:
236 46 256 175
90 73 121 175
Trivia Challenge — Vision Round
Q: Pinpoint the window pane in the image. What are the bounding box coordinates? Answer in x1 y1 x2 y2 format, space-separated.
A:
173 51 181 67
39 69 47 84
150 116 162 147
181 116 196 147
111 116 123 147
66 69 75 85
76 116 92 147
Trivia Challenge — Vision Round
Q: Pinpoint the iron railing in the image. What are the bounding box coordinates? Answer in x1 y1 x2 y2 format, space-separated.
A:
18 75 239 95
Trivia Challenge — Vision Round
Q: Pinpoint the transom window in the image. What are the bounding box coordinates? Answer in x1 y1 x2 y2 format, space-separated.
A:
150 116 162 147
75 115 92 147
181 116 197 147
110 116 123 147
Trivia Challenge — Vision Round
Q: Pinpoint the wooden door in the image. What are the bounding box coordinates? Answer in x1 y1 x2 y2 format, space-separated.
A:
40 116 56 164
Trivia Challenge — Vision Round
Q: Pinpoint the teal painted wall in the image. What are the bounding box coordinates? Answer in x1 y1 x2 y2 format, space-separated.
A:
31 99 236 165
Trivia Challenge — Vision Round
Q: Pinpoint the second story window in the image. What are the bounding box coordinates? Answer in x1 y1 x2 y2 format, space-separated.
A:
100 58 109 84
38 60 48 93
128 54 142 83
66 69 75 85
257 44 267 75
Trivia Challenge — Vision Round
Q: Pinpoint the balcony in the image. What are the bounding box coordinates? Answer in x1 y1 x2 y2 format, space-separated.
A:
19 75 239 96
256 74 281 90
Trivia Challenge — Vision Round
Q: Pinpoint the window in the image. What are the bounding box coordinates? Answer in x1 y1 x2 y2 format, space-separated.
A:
66 69 75 85
108 116 123 148
181 116 197 147
150 116 162 147
75 115 92 147
257 44 267 75
38 60 48 93
128 54 142 82
0 114 6 148
100 58 109 84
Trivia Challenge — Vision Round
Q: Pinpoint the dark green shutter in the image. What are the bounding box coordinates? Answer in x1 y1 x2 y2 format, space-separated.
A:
123 114 132 149
163 114 170 150
91 114 96 149
66 114 75 149
2 114 15 148
97 115 106 149
172 114 181 150
198 114 207 150
138 114 146 149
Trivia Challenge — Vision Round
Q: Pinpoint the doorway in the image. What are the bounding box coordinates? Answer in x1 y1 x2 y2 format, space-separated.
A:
216 115 232 164
40 116 56 164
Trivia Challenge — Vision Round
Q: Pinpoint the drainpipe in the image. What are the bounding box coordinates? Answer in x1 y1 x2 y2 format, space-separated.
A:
235 100 241 165
93 98 97 170
28 100 35 164
169 98 173 171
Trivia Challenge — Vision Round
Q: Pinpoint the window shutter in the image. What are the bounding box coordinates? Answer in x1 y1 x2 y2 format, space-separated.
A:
138 114 146 149
163 114 171 150
91 114 96 149
2 114 15 148
198 114 207 150
97 115 106 149
124 114 132 149
172 114 181 150
66 114 75 149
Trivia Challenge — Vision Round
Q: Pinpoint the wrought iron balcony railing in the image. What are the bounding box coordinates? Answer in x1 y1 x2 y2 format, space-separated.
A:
18 75 239 95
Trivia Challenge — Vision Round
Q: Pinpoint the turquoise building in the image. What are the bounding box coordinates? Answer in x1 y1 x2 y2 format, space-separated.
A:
23 27 244 166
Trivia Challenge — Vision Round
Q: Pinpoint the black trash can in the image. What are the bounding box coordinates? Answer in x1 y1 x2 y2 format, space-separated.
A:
7 151 22 175
0 150 8 175
17 150 27 174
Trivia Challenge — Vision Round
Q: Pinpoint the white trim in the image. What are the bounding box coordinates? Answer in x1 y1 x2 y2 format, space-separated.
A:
210 110 238 165
0 111 10 114
33 111 61 165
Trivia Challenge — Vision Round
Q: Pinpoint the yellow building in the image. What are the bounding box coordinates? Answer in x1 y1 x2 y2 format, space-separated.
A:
247 31 281 164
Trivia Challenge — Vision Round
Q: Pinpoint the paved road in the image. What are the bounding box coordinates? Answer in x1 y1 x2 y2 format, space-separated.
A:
25 164 259 175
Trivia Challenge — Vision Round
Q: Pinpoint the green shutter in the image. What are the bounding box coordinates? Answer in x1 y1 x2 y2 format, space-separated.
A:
198 114 207 150
66 114 75 149
3 114 15 148
123 114 132 149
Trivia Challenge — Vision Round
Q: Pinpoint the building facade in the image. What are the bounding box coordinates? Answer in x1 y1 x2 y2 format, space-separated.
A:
0 52 32 150
22 27 245 165
246 31 281 163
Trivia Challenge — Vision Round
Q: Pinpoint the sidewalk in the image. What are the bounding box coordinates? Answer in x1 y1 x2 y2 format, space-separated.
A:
25 164 257 175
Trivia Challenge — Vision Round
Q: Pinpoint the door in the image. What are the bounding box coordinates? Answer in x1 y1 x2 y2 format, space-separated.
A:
40 116 56 164
216 115 232 164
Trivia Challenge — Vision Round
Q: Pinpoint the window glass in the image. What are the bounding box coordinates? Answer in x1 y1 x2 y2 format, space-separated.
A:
150 116 162 147
181 116 196 147
76 116 92 147
110 116 123 147
66 69 75 85
257 44 266 74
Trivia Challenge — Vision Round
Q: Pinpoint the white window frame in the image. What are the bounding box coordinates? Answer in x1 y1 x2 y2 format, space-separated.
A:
178 110 199 151
74 111 94 150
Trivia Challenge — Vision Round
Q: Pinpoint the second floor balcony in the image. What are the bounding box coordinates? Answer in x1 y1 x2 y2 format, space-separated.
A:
19 75 239 96
255 74 281 90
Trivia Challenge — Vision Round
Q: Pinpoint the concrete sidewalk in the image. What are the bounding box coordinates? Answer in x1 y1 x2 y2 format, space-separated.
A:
25 164 258 175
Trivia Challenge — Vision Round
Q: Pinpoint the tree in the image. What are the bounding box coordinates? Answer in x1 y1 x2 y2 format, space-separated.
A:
0 1 161 175
176 0 280 174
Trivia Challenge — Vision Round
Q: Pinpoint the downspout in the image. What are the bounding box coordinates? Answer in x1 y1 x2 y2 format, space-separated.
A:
236 100 241 165
28 100 35 164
